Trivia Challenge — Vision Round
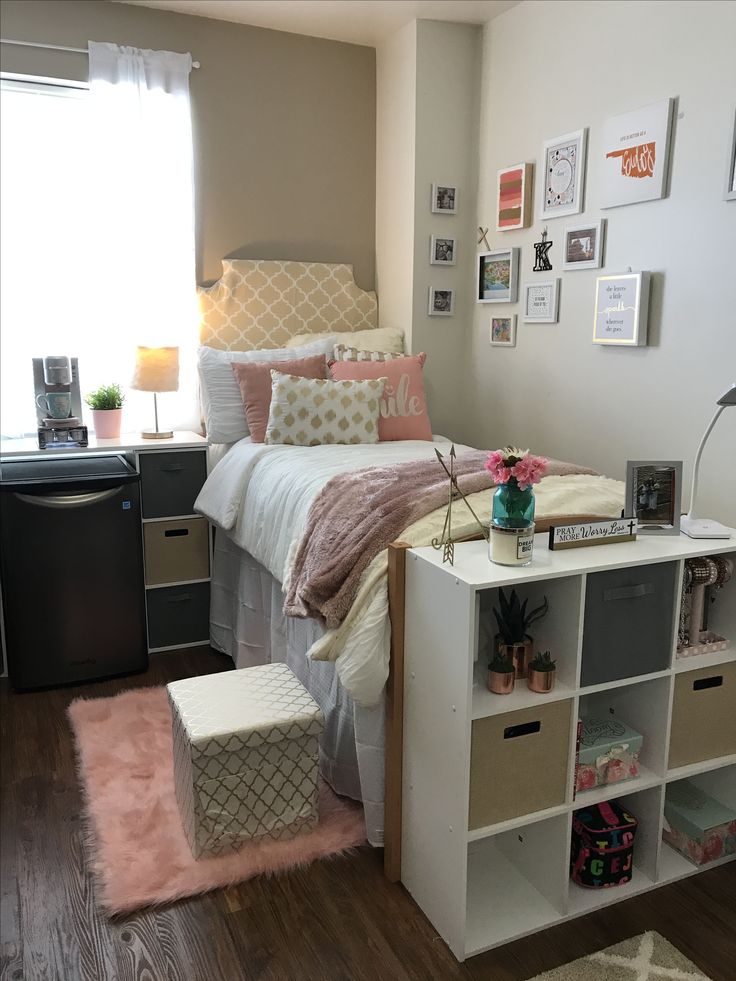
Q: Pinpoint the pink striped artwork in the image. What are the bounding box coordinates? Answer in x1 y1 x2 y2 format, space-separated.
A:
496 162 532 231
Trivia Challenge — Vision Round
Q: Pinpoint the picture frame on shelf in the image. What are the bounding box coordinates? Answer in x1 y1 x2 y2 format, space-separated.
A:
593 271 650 346
523 279 560 323
540 129 587 220
725 107 736 201
562 219 606 270
477 248 519 303
490 315 517 347
600 98 674 209
625 460 683 535
431 182 458 214
430 235 457 265
428 287 455 316
496 162 533 231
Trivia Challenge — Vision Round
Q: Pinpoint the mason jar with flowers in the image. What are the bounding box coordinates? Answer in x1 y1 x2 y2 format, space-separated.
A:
485 446 548 566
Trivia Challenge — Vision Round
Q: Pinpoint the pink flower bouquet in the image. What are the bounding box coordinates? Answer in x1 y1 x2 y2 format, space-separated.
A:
485 446 548 490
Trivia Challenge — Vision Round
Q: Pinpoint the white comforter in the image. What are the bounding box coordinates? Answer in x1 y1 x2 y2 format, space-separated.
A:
196 438 625 706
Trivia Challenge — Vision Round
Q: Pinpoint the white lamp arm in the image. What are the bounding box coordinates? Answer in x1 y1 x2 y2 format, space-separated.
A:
686 404 725 520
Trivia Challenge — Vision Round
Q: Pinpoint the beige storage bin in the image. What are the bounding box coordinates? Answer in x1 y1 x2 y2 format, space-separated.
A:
144 518 210 586
668 663 736 769
469 699 573 829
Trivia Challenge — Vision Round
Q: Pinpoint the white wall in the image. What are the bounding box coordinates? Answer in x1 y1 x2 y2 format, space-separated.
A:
469 0 736 525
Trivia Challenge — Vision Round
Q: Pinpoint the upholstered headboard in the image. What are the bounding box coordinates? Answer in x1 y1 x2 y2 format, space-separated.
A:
198 260 378 351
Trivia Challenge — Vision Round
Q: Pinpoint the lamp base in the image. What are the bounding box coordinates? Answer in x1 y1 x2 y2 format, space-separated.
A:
680 516 732 539
140 429 173 440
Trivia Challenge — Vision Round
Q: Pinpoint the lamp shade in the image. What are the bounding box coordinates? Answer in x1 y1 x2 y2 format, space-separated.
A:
131 346 179 393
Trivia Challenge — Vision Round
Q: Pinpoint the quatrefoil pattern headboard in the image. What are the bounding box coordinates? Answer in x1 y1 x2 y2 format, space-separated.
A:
198 260 378 351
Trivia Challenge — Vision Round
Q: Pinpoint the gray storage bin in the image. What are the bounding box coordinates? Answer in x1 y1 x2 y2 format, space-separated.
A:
147 581 210 649
581 561 677 686
140 450 207 518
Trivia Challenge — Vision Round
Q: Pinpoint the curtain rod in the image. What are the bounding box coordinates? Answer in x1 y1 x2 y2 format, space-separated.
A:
0 38 200 68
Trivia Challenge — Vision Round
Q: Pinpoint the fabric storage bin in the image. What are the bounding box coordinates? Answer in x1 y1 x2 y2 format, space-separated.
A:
144 517 210 585
669 663 736 768
663 779 736 866
146 581 210 649
571 800 638 888
168 663 325 858
469 700 572 829
576 716 644 792
581 562 677 686
140 450 207 518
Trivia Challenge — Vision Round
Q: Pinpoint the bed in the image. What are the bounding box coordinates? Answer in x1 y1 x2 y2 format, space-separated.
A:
195 259 625 871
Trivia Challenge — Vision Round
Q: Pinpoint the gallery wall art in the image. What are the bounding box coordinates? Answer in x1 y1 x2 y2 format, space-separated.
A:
600 99 674 208
496 163 533 231
540 129 587 219
477 249 520 303
593 271 650 345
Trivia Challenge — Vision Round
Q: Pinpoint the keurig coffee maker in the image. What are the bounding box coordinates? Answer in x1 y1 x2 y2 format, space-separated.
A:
32 356 88 448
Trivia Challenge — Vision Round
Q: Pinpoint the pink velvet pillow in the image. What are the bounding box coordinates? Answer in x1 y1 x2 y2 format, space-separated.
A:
231 354 327 442
328 353 432 441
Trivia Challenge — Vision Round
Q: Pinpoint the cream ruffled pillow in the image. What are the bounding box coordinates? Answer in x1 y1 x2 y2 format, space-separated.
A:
265 372 385 446
286 327 404 354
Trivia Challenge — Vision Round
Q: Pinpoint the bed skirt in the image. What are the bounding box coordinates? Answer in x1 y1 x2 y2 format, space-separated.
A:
210 530 385 846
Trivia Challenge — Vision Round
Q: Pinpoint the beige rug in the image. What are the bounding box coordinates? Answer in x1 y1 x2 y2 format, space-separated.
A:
529 931 711 981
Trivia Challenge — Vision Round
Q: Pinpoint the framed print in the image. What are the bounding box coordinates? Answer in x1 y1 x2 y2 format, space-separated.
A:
523 280 559 323
540 129 587 219
428 287 454 316
477 248 519 303
593 271 650 346
430 235 457 265
496 162 533 231
431 183 457 214
562 219 606 270
725 107 736 201
625 460 683 535
490 315 517 347
600 98 674 209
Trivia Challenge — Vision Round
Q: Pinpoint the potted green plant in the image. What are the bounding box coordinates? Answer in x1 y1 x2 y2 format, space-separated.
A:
487 649 516 695
493 587 549 679
527 650 557 693
85 383 125 439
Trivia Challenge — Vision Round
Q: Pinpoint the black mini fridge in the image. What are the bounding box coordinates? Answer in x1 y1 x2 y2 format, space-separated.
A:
0 454 148 690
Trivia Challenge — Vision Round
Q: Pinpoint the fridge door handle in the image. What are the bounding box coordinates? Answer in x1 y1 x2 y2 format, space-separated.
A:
14 487 124 509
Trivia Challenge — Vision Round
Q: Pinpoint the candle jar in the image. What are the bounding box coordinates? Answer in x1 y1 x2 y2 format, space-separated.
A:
490 523 535 566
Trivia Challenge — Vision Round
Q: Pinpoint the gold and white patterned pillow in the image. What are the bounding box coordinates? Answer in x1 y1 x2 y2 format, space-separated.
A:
331 344 404 363
265 372 386 446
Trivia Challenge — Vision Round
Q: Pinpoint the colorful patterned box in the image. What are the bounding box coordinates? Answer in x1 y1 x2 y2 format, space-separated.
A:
663 780 736 866
575 716 644 793
168 663 324 859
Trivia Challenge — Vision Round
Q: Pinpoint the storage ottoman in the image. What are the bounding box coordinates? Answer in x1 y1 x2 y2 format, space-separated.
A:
663 780 736 866
576 716 643 793
167 663 324 859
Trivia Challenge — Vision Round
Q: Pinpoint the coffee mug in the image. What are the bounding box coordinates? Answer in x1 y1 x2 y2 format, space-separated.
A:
36 392 72 419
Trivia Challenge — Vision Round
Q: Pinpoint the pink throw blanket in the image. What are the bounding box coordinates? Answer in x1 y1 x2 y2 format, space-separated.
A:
283 451 597 628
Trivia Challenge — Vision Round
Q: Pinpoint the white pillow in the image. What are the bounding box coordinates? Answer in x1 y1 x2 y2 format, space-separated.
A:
286 327 404 354
198 337 335 444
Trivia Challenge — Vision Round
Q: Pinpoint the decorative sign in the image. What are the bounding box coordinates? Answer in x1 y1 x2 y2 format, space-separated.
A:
533 228 553 271
600 99 673 209
593 271 650 346
523 279 559 323
549 517 637 550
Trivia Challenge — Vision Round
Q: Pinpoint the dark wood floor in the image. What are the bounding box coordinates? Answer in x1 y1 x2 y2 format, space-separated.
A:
1 648 734 981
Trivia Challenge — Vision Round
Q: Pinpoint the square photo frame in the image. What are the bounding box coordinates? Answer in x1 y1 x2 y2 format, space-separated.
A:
625 460 682 535
490 315 517 347
593 271 650 346
428 287 454 316
496 162 533 231
431 182 458 214
540 129 587 220
477 248 519 303
430 235 457 265
523 279 560 323
562 218 606 270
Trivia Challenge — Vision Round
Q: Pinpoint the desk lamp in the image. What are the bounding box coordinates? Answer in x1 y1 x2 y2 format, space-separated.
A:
130 346 179 439
681 382 736 539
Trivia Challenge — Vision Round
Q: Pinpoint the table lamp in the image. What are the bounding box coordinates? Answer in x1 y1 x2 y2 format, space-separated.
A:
130 346 179 439
681 382 736 539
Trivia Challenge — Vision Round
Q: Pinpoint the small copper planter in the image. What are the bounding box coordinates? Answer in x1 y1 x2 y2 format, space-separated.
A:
497 637 533 680
487 670 515 694
527 668 556 693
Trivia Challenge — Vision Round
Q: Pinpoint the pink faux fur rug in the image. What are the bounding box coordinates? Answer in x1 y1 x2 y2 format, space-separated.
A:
68 686 366 914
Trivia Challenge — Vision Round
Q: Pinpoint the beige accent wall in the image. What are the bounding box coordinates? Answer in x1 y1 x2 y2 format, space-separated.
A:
0 0 376 290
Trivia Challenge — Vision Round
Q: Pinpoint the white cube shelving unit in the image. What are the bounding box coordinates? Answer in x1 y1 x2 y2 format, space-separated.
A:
401 532 736 961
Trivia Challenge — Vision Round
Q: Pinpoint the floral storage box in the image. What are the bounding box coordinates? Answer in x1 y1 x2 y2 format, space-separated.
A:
663 780 736 866
167 663 324 859
575 716 644 793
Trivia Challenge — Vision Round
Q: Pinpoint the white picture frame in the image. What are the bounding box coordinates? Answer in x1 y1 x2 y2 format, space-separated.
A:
431 182 458 214
477 248 519 304
428 287 454 316
593 271 650 346
523 280 560 323
562 218 606 270
429 235 457 265
496 162 533 231
540 129 587 220
600 98 674 209
725 107 736 201
489 315 517 347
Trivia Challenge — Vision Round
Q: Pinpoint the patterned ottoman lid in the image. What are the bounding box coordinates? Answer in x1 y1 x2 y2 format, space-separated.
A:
167 663 324 755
